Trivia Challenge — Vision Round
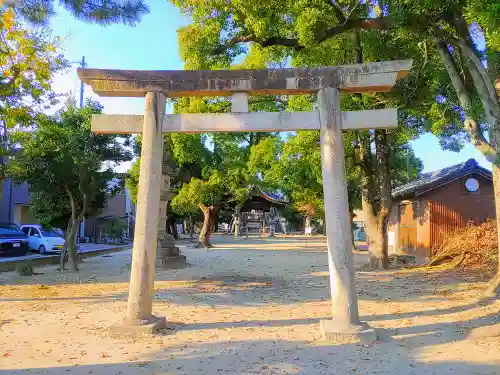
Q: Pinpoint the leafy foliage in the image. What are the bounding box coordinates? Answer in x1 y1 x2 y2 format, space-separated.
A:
4 0 149 26
167 0 490 144
6 101 132 270
0 9 68 128
125 156 140 203
0 9 68 204
102 218 127 239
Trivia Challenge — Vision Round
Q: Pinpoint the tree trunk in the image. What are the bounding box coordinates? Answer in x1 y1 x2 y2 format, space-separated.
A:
362 197 387 269
211 208 218 232
365 215 389 269
485 153 500 296
452 22 500 296
197 203 214 248
65 218 79 271
358 131 390 270
59 242 67 271
189 216 195 238
373 130 391 269
166 216 178 239
436 40 496 160
437 37 500 294
63 185 80 271
488 77 500 296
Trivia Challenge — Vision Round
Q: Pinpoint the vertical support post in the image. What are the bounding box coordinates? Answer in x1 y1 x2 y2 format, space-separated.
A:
231 92 249 112
125 92 166 327
318 88 375 342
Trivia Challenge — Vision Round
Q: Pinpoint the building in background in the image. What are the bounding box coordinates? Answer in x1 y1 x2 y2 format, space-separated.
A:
389 158 494 258
0 181 33 224
353 159 494 258
0 179 135 242
82 190 136 242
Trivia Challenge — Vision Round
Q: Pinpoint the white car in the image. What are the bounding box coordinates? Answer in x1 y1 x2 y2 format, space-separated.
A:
20 225 65 254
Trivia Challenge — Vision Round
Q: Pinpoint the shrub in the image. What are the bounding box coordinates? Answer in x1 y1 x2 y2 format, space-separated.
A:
16 261 35 276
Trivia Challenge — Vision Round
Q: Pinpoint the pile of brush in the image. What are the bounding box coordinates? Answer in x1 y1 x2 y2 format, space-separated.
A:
428 219 498 272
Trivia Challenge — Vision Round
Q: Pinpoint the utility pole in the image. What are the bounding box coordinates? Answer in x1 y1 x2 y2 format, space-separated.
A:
406 148 410 180
77 56 86 242
79 56 86 108
1 119 13 221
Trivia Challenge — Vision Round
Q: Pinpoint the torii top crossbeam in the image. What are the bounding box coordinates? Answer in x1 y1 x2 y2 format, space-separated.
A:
77 60 412 98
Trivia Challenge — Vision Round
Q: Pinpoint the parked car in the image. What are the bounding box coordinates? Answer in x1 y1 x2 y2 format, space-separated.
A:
20 224 65 254
0 222 29 257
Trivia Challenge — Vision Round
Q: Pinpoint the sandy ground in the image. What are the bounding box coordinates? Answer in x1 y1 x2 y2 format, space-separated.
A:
1 235 500 375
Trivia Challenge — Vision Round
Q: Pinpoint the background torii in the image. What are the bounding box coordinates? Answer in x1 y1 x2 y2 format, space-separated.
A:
79 59 412 341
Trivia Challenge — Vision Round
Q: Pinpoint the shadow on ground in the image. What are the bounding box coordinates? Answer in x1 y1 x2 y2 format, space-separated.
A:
0 239 494 309
2 334 500 375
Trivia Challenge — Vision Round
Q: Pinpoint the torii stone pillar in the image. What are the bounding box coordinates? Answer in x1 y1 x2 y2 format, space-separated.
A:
78 60 412 339
318 87 368 339
123 92 166 331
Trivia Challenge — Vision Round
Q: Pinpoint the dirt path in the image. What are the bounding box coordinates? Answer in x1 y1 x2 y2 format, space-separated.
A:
1 236 499 374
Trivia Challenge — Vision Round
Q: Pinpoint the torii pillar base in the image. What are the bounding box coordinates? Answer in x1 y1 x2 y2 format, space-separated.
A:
108 316 166 336
320 320 377 343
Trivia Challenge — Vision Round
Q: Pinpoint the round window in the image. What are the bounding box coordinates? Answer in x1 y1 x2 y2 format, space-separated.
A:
465 177 479 192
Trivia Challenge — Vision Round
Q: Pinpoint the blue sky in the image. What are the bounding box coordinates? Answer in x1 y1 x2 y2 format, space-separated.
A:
49 2 491 174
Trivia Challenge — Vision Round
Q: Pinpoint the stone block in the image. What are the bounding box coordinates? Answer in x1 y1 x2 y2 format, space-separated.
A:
160 237 176 249
156 254 187 269
158 246 179 257
320 320 377 343
107 316 166 336
160 189 175 202
162 163 178 176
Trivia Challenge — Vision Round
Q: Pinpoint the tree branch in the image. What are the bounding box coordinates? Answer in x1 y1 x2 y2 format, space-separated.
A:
447 13 499 111
212 17 392 54
213 33 303 54
323 17 392 39
213 10 454 55
456 39 498 109
64 183 77 221
324 0 346 23
436 39 497 162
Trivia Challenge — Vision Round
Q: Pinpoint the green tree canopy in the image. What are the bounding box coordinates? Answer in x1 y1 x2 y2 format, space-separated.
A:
4 0 149 26
168 0 437 268
7 101 132 271
0 10 67 128
0 9 69 205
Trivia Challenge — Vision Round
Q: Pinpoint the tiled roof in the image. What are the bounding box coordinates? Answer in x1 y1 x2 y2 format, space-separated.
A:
261 191 287 204
392 158 491 198
252 187 288 204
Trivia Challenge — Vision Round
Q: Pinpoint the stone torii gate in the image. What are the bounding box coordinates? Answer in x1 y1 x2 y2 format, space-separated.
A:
78 60 412 341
